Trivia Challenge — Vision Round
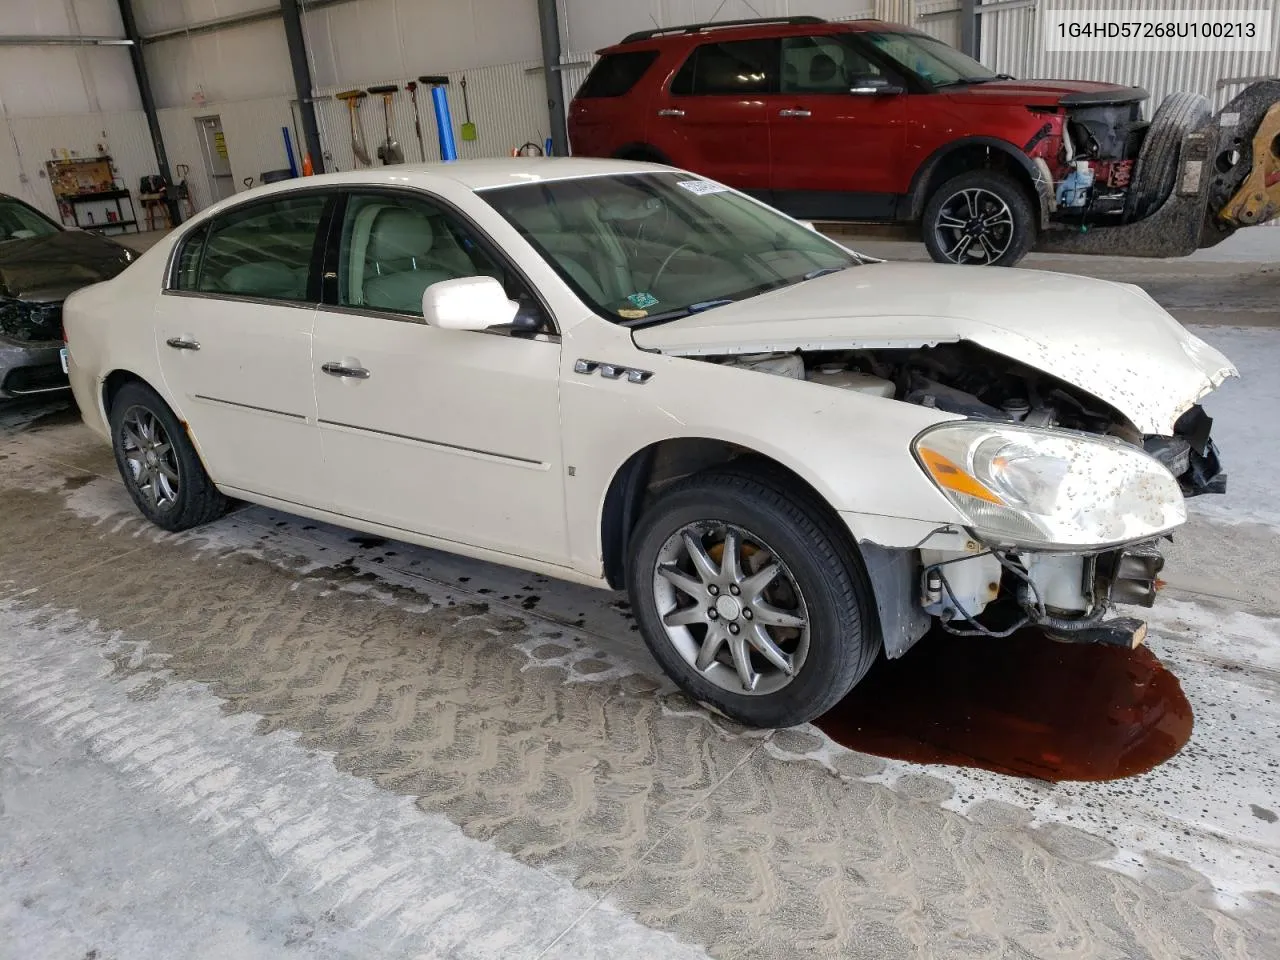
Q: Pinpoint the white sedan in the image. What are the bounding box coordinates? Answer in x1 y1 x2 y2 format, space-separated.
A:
63 158 1236 728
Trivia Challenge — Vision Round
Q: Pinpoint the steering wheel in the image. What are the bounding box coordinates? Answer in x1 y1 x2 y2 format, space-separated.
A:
650 243 696 291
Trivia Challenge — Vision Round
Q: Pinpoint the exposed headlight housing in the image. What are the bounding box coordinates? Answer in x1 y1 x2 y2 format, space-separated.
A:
913 422 1186 550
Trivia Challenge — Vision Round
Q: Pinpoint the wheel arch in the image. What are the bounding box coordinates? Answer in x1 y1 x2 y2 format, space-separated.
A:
908 136 1051 227
102 368 152 423
598 436 858 591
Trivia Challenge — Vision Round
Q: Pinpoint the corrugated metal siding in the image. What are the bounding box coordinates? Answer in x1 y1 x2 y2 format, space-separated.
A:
311 59 551 172
158 95 306 210
982 0 1280 114
0 111 156 220
916 0 963 46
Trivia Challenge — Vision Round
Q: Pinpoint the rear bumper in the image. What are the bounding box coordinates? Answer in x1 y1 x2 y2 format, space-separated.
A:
0 335 68 399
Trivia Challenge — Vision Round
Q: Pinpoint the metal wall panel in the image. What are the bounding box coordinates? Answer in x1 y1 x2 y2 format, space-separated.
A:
982 0 1280 114
915 0 962 46
311 58 552 171
158 95 298 210
560 0 881 54
0 110 156 219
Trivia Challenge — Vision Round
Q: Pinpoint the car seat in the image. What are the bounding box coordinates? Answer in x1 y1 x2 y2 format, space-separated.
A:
361 208 457 313
808 53 843 92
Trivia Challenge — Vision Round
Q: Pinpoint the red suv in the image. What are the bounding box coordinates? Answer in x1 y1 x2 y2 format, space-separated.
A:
569 16 1172 267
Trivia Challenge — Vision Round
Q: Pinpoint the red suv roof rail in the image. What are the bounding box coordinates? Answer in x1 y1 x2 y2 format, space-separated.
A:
618 15 826 45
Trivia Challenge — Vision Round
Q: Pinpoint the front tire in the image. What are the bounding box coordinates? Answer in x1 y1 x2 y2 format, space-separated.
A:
923 169 1036 266
109 381 228 531
626 466 880 728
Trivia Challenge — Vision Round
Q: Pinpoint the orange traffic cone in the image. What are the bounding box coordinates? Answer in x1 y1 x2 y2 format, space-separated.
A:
301 153 314 176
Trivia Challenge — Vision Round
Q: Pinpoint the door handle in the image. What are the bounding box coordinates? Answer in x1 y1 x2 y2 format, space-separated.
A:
321 361 370 380
165 336 200 351
777 108 811 118
656 108 685 118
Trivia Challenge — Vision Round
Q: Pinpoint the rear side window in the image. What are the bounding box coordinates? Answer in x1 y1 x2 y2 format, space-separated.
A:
671 39 779 96
577 51 659 98
172 225 207 290
175 194 326 302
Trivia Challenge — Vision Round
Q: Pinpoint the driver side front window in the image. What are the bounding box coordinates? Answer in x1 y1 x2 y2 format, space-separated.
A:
781 36 882 94
336 192 548 332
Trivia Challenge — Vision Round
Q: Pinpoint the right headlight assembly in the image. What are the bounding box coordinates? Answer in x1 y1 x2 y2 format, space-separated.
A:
912 421 1186 550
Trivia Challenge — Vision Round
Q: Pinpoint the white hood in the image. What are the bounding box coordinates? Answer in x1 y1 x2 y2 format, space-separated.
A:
633 262 1237 435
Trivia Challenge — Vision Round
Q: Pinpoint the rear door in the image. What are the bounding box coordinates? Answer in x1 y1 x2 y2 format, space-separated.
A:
648 38 780 197
769 34 907 219
568 49 662 157
154 192 328 504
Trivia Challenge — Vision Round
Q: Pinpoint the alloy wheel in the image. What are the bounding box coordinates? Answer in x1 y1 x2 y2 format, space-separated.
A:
652 522 810 696
933 187 1015 264
120 405 181 511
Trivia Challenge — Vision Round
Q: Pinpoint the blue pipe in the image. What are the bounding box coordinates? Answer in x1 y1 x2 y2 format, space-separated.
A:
430 85 458 161
282 126 298 177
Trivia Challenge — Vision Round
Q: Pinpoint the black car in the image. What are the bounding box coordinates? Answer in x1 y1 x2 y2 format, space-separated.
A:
0 193 134 398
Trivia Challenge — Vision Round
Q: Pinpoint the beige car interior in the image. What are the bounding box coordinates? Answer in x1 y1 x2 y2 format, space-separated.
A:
345 200 495 315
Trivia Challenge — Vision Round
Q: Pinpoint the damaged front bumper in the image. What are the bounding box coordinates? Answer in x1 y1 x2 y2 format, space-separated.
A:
858 536 1170 660
1144 404 1226 496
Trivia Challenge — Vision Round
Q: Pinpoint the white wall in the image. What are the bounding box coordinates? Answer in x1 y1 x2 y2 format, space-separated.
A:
559 0 892 54
0 0 151 218
0 0 914 220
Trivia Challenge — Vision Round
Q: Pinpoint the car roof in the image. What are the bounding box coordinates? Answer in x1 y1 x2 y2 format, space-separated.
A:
186 158 678 217
599 17 915 53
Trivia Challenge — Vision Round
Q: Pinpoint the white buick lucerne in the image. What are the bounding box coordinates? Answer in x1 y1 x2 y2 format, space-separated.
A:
63 158 1236 727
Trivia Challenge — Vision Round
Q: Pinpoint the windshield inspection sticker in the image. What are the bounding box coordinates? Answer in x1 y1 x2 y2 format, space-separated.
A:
626 291 660 309
676 179 730 196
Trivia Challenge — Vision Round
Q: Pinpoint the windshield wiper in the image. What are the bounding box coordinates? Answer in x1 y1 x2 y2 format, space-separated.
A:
803 266 848 281
618 297 735 328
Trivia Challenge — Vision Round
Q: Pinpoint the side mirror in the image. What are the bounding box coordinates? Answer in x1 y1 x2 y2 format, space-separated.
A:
421 276 519 331
850 76 903 96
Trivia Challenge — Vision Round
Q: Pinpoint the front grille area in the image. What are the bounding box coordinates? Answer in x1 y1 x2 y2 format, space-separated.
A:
0 299 63 342
2 362 69 395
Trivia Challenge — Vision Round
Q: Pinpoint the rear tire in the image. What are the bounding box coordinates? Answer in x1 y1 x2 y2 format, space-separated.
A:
626 465 880 728
109 381 228 532
1126 92 1212 221
923 169 1036 267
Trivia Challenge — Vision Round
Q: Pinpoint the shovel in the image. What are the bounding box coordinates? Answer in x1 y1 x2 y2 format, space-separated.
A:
335 89 371 166
405 81 428 161
368 84 405 165
460 76 476 142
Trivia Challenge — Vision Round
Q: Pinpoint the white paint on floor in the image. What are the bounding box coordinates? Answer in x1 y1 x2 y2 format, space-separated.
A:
0 601 709 960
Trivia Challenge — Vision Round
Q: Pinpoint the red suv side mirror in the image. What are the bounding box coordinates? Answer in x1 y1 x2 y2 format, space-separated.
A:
850 75 904 96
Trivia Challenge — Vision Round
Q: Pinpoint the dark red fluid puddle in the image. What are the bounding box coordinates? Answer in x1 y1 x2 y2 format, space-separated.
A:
816 628 1193 782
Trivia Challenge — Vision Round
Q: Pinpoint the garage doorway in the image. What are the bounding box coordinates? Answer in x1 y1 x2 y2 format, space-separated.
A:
196 115 236 202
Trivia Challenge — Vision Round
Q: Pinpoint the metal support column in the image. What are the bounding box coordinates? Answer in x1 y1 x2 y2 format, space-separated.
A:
960 0 978 58
536 0 568 155
280 0 325 173
116 0 182 225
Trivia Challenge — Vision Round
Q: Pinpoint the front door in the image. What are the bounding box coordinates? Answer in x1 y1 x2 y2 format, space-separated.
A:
196 115 236 203
648 37 779 197
312 191 567 564
769 35 907 219
154 192 327 503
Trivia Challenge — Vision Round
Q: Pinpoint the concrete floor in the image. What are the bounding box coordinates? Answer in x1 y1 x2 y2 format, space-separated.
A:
3 255 1279 957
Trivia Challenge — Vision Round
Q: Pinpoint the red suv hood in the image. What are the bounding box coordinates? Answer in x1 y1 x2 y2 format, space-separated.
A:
944 78 1146 107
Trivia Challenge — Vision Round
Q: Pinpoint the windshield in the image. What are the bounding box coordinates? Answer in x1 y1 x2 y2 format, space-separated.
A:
0 196 60 243
863 30 997 87
480 173 858 325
